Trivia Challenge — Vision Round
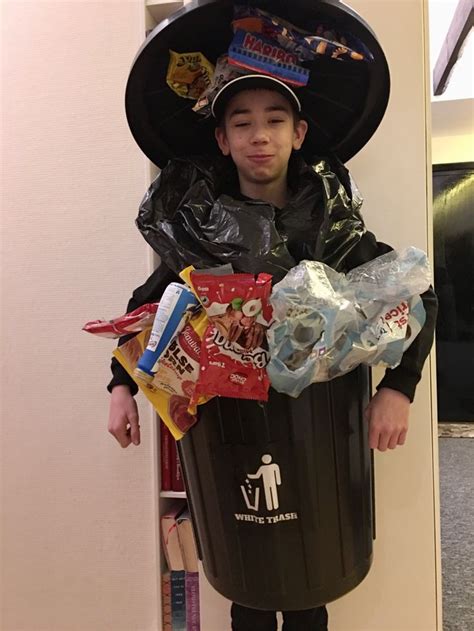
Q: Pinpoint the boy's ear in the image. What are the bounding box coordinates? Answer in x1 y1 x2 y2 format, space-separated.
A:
215 126 230 156
293 119 308 151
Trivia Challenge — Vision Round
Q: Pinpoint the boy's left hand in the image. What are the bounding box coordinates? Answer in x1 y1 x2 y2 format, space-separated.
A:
364 387 410 451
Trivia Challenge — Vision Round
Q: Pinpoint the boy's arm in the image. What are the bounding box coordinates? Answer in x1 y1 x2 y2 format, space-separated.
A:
376 286 438 402
107 261 181 448
107 261 181 395
345 232 438 451
345 231 438 402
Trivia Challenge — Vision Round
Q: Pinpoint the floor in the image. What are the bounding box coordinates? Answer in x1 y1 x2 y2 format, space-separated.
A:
438 429 474 631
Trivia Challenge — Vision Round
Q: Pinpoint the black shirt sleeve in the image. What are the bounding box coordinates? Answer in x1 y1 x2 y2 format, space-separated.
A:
107 261 181 395
345 231 438 402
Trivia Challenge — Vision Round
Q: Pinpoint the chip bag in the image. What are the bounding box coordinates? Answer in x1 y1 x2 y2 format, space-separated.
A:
113 306 211 440
113 266 214 440
190 271 273 401
167 50 214 100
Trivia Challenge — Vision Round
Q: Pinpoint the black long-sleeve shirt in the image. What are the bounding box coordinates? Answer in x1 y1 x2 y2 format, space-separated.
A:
108 235 438 402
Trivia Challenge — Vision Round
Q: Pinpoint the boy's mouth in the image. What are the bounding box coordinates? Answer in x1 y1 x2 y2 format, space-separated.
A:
247 154 274 163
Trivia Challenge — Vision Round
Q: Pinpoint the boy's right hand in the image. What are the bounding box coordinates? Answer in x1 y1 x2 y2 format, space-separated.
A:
108 385 141 448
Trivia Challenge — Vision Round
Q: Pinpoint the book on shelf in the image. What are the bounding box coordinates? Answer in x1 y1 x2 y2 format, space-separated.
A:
161 501 186 572
176 508 199 572
171 570 186 631
161 502 200 630
171 439 185 492
160 420 172 491
177 508 200 630
162 571 172 631
160 419 185 493
184 571 200 631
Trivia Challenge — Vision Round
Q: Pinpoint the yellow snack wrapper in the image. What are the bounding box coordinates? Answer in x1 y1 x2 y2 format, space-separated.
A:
113 267 211 440
167 50 214 100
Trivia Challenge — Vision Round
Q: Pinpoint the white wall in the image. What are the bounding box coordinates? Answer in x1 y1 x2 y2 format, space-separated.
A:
1 2 160 630
337 1 440 629
1 1 441 630
431 98 474 163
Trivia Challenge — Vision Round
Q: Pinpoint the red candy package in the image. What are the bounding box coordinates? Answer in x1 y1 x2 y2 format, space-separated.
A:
82 303 159 338
190 272 273 401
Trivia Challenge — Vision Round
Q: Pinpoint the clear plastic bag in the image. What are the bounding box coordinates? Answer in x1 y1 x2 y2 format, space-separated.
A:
267 247 431 397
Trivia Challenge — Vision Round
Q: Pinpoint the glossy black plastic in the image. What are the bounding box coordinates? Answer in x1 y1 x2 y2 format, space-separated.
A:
179 365 375 610
125 0 390 167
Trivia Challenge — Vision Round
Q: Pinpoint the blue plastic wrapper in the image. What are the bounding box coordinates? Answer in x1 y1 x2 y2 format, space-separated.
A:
267 247 431 397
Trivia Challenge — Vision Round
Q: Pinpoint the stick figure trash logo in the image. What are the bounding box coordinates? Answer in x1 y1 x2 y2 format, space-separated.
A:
236 454 299 526
241 454 281 511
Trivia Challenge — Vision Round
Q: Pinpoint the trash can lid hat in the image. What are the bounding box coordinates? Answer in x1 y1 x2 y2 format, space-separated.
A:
125 0 390 168
211 74 302 119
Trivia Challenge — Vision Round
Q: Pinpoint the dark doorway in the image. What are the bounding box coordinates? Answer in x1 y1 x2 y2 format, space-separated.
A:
433 162 474 422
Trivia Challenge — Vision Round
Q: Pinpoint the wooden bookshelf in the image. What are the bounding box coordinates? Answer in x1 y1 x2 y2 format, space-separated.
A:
161 490 187 499
146 0 188 24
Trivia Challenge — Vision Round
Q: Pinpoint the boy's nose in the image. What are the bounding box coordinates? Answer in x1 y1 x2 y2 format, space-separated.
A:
250 127 270 143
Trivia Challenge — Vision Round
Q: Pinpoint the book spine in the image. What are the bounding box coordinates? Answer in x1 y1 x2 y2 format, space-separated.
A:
185 571 200 631
171 439 185 492
171 570 186 631
162 572 172 631
161 421 172 491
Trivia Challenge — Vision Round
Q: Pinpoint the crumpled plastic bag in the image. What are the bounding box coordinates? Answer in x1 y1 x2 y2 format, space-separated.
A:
267 247 431 397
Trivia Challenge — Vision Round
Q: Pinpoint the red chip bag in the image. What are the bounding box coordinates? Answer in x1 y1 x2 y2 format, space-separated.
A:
190 272 273 401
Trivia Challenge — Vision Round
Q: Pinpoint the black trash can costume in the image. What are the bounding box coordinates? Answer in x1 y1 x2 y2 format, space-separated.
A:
109 0 437 618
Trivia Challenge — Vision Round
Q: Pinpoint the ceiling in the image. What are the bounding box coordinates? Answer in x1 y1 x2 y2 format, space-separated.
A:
429 0 473 101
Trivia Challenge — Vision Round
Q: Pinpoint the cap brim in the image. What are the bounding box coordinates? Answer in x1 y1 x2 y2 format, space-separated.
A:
211 74 302 119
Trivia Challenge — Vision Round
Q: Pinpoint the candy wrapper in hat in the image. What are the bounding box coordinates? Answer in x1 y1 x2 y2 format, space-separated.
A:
193 4 374 118
167 50 214 99
125 0 390 167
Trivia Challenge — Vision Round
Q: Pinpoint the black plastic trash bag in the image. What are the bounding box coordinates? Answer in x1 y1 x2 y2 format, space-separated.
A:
136 153 367 281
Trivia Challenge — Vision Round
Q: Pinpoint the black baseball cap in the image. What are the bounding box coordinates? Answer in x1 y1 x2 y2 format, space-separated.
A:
211 74 302 120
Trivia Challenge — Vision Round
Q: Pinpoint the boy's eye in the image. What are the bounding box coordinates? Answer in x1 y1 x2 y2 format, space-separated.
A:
269 119 285 124
234 122 250 127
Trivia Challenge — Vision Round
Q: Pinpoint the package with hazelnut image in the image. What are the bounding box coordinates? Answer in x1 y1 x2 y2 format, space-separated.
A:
189 271 274 401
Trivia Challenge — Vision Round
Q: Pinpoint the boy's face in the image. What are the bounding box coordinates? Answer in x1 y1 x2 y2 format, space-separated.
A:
214 89 308 190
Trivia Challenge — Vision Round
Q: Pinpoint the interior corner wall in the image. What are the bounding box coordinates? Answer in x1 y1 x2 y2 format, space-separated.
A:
431 98 474 164
1 2 160 631
432 134 474 164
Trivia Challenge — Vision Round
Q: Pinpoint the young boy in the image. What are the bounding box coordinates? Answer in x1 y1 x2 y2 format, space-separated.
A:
108 76 437 631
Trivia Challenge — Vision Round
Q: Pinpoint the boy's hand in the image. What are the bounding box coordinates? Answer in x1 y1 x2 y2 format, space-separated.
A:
108 385 141 448
364 387 410 451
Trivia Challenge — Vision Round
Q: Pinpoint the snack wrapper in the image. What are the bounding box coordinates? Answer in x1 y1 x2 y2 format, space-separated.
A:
112 267 214 440
134 282 199 382
113 306 212 440
193 6 373 117
228 29 309 86
167 50 214 100
232 5 373 63
82 303 158 338
267 247 431 397
190 271 273 401
193 54 245 115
